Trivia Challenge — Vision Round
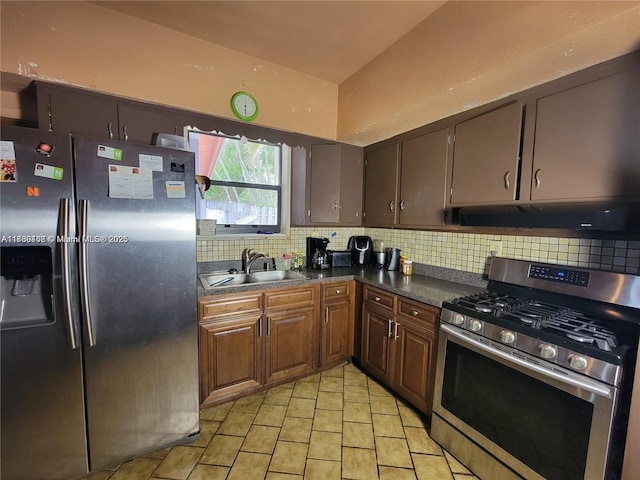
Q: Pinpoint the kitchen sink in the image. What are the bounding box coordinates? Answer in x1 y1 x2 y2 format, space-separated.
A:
198 272 247 289
247 270 307 283
198 270 308 289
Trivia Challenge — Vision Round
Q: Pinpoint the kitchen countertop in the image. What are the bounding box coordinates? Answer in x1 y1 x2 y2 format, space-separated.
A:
197 266 484 308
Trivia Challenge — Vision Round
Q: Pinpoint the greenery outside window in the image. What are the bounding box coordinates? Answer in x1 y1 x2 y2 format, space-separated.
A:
189 129 283 234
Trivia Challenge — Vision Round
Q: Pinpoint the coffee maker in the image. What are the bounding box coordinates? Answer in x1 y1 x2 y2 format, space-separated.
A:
306 237 330 269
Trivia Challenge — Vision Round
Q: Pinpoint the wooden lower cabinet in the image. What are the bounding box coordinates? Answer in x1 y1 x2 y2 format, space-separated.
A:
393 316 437 413
361 303 394 383
198 285 318 407
360 286 439 415
264 305 315 385
321 281 355 367
199 316 262 405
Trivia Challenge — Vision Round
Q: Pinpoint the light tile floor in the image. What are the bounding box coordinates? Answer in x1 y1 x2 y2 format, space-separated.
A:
82 363 479 480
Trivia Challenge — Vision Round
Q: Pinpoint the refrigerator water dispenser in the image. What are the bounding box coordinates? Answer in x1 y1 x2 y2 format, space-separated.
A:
1 246 54 329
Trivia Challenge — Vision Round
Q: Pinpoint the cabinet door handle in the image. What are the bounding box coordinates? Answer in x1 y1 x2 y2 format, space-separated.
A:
266 316 271 336
399 200 406 211
107 122 114 139
324 307 329 323
258 317 262 337
534 168 542 189
503 171 511 190
394 321 399 340
389 201 395 212
387 319 393 338
122 125 129 141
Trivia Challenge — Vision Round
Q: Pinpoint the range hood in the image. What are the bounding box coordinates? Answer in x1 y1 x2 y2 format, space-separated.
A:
457 203 640 232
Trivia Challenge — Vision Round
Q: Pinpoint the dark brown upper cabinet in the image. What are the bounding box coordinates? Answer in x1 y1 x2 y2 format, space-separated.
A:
364 129 449 228
307 144 363 226
363 143 400 227
291 142 365 227
529 67 640 203
38 85 119 139
117 103 184 145
399 129 449 226
448 102 523 206
36 82 184 144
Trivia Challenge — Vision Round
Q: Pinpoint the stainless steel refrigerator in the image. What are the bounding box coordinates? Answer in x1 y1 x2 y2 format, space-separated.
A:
1 126 200 480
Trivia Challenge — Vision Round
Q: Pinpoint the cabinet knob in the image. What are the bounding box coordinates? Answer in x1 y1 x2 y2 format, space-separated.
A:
412 310 419 316
534 168 542 189
336 290 341 294
503 171 511 190
107 122 114 139
122 125 129 141
388 201 395 212
375 296 381 302
399 200 406 211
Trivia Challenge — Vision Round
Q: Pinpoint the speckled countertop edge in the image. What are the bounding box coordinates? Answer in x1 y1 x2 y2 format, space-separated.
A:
197 265 486 309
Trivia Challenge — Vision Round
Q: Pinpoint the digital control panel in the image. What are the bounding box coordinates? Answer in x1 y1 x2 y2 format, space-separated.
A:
528 264 589 286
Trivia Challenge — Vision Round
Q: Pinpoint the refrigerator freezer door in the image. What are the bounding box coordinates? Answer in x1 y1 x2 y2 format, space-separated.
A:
73 136 199 470
1 127 88 480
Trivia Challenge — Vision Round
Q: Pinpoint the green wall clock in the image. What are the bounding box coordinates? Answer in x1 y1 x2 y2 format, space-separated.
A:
230 91 259 122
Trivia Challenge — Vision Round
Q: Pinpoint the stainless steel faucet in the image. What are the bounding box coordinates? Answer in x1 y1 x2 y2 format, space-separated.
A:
246 252 269 274
241 248 254 272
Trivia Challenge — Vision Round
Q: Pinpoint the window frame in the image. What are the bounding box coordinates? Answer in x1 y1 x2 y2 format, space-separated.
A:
187 127 290 237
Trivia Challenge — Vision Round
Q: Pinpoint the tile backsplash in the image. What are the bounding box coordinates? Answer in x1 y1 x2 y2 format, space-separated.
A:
197 227 640 276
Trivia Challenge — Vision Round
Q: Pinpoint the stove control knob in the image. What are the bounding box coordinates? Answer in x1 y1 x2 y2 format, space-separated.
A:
469 319 483 332
452 314 465 325
500 330 516 344
539 344 557 359
569 354 589 371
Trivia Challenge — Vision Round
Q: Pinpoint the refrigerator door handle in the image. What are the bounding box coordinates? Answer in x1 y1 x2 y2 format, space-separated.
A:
59 198 79 350
78 199 96 347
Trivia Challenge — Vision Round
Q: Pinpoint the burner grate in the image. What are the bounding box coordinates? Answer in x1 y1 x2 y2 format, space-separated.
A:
452 293 621 352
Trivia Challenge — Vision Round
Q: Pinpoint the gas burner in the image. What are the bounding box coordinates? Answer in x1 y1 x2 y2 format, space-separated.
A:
450 292 625 353
455 292 525 316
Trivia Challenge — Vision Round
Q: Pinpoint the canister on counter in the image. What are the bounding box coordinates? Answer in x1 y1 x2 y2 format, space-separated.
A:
399 255 407 272
402 260 413 276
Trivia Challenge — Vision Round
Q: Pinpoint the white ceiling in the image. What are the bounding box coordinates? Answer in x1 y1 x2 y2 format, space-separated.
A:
92 1 446 83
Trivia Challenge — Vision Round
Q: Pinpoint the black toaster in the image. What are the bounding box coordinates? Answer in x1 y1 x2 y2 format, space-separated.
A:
328 250 352 267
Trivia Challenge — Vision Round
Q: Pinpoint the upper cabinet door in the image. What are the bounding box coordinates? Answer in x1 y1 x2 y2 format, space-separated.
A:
449 103 523 205
531 68 640 202
117 104 184 145
364 144 400 226
43 88 119 139
399 129 449 226
309 144 342 223
308 144 363 226
338 144 364 225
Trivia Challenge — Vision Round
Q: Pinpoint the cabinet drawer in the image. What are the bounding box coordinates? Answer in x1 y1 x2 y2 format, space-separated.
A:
398 298 438 329
363 286 395 311
199 293 263 322
322 281 351 302
265 285 317 311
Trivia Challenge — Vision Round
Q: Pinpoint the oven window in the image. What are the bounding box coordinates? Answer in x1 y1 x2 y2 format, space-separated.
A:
442 341 593 480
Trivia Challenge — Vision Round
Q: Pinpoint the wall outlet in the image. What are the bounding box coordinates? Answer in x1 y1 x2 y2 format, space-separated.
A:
489 241 503 257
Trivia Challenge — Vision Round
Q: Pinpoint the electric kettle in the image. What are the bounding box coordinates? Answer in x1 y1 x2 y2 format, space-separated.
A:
384 247 401 271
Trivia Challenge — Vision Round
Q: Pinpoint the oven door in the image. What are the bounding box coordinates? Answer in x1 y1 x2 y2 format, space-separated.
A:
432 323 618 480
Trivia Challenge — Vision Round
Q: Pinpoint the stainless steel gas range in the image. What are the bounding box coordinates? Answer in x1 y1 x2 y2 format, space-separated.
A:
431 257 640 480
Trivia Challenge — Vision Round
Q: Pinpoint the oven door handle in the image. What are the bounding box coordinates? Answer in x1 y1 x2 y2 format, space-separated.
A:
441 324 614 399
